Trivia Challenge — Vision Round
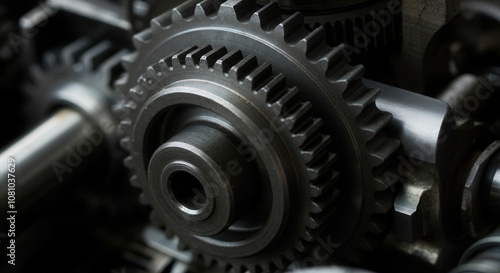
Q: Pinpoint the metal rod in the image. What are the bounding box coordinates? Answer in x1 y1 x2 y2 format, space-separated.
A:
0 109 105 211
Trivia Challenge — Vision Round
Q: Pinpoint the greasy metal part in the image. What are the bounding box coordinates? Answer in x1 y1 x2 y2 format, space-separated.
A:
437 74 494 120
46 0 131 31
451 229 500 273
0 109 104 211
365 79 450 164
255 0 375 11
462 142 500 238
116 1 400 270
483 148 500 223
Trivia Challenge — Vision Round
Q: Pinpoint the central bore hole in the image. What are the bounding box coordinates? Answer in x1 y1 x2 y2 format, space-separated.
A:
170 171 207 211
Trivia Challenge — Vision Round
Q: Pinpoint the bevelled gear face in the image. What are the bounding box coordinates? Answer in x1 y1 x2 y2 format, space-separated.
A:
116 0 400 272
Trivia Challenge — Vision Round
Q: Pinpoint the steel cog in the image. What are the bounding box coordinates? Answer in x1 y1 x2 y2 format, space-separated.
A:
120 44 338 272
116 0 400 270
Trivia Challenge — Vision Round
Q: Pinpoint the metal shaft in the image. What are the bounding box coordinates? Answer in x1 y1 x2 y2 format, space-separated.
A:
0 109 105 211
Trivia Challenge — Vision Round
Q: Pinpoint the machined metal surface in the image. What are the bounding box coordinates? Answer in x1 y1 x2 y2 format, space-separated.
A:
0 109 102 211
462 141 500 237
366 79 450 164
483 147 500 222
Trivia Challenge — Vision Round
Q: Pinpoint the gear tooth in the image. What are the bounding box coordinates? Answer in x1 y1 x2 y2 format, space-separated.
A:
346 88 379 116
243 62 273 90
151 11 172 31
119 119 133 135
251 3 281 30
219 0 256 22
124 155 134 169
242 264 252 273
316 44 347 74
215 50 243 74
172 0 199 21
130 174 141 188
285 101 312 130
60 38 92 67
275 12 304 40
129 85 147 102
311 196 330 214
139 192 149 205
195 0 220 16
332 64 365 92
284 251 295 262
292 118 323 144
229 55 258 81
133 28 152 50
98 49 130 87
120 137 133 152
310 171 338 197
272 256 287 270
80 41 114 72
172 46 199 67
150 59 171 80
367 133 399 165
294 239 307 252
200 46 228 68
273 86 300 114
258 73 286 102
307 153 337 180
296 27 326 55
303 230 314 242
260 262 272 273
186 45 213 67
358 107 392 140
307 216 320 229
121 52 139 71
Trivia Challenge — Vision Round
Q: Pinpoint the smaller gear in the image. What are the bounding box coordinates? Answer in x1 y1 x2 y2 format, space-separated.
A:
258 0 402 63
24 38 128 123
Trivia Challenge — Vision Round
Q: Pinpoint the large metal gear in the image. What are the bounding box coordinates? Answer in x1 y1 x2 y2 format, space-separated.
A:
116 0 400 271
122 45 338 272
